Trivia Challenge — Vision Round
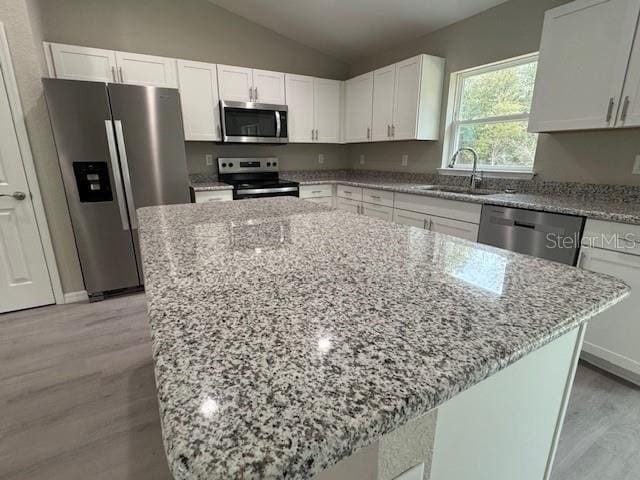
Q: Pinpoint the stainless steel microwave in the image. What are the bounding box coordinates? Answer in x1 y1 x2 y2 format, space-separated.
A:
220 100 288 144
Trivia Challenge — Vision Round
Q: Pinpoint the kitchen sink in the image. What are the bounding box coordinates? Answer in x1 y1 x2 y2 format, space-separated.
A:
414 185 501 196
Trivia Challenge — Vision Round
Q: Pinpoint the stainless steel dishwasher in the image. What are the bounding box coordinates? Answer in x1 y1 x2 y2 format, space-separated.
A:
477 205 585 265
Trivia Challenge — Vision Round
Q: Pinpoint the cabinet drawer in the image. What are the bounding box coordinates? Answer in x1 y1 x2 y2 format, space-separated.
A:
300 184 333 198
430 216 479 242
194 190 233 203
393 208 429 228
362 203 393 222
336 197 361 214
582 219 640 256
394 193 481 224
362 188 393 207
337 184 363 200
304 196 334 207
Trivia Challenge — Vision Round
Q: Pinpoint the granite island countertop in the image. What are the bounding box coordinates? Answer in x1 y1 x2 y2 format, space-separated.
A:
138 197 629 479
189 171 640 225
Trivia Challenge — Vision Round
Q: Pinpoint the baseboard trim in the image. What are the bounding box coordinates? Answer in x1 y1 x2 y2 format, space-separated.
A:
63 290 89 304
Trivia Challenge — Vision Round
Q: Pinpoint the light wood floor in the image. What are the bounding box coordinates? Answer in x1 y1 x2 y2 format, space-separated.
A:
1 293 638 480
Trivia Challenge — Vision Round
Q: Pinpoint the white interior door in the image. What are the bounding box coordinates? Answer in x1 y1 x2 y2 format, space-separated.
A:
314 78 341 143
371 65 395 141
217 65 253 102
177 60 221 141
528 0 640 132
0 65 54 312
285 74 314 142
345 73 374 143
114 51 177 88
252 69 285 104
50 43 117 83
617 19 640 127
392 56 422 140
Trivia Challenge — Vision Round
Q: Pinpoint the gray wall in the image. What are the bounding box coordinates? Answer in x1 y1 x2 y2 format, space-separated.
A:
347 0 640 185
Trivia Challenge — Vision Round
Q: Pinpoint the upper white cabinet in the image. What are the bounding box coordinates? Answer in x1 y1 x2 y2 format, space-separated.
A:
346 54 444 143
47 43 177 87
218 65 285 104
345 72 374 142
285 74 341 143
177 60 221 141
529 0 640 132
114 51 177 87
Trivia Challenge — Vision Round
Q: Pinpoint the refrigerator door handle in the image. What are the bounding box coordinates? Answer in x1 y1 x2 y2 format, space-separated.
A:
104 120 130 231
113 120 138 230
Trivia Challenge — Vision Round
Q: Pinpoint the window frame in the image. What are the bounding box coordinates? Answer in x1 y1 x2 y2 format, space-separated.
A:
442 52 539 175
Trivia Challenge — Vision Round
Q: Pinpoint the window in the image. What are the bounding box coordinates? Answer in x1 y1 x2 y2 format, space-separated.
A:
443 53 538 173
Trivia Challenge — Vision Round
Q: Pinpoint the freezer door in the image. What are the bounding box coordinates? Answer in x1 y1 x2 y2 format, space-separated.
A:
43 79 140 294
107 84 190 278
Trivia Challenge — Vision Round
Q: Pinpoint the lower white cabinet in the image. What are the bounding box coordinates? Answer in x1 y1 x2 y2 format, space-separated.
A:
177 60 221 141
337 184 363 201
393 208 429 229
429 216 479 242
394 193 481 224
579 243 640 382
362 203 393 222
300 184 334 207
304 197 334 207
336 197 361 214
193 190 233 203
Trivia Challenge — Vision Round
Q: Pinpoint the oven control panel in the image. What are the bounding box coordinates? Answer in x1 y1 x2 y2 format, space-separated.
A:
218 157 279 174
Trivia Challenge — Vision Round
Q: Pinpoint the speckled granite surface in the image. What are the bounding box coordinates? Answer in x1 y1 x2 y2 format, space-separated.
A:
138 197 629 480
188 174 233 191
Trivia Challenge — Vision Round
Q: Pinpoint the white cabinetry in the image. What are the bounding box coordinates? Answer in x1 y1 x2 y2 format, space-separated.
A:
529 0 640 132
347 54 444 143
336 185 394 221
345 73 374 142
47 43 177 87
579 219 640 382
218 65 285 104
300 184 334 207
285 75 341 143
177 60 221 141
193 190 233 203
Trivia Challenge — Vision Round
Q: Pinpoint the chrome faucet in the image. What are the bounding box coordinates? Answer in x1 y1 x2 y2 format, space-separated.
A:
448 147 482 189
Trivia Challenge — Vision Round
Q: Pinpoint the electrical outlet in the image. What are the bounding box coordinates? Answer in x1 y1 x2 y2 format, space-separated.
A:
401 154 408 167
205 154 214 166
318 153 325 164
633 154 640 174
360 154 365 165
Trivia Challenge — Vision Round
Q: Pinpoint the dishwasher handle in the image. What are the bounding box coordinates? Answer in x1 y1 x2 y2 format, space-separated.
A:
514 220 537 229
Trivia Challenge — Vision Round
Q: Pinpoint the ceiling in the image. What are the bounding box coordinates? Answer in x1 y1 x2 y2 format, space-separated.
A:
208 0 510 62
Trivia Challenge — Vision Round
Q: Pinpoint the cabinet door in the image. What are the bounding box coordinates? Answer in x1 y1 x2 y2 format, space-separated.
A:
393 209 429 229
253 69 286 104
177 60 221 141
371 65 395 141
617 20 640 127
285 74 314 142
217 65 253 102
392 56 422 140
529 0 640 132
304 197 334 207
345 73 374 142
579 246 640 377
336 197 361 214
114 51 177 87
429 216 479 242
314 78 341 143
362 203 393 222
50 43 117 82
194 190 233 203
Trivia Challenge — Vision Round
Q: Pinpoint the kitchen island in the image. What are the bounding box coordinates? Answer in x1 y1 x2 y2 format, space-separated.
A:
138 198 628 480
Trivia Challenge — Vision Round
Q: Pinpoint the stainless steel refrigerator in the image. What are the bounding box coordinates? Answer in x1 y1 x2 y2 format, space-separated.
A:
44 79 190 299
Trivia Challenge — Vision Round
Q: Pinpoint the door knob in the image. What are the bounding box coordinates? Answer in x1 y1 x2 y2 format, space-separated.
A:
0 191 26 200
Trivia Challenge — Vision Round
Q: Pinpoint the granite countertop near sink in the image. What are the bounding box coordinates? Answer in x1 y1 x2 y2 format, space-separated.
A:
138 197 629 480
280 170 640 225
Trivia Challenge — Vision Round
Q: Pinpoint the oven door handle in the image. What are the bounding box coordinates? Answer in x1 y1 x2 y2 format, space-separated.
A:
236 186 298 195
275 110 281 138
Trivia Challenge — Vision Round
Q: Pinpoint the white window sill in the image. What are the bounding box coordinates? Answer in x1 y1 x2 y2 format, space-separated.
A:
437 168 536 180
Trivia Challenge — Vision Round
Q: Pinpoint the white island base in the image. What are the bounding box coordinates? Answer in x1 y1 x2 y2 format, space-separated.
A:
316 326 585 480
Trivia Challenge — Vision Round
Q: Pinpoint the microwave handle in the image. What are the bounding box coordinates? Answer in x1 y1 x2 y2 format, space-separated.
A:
275 110 281 138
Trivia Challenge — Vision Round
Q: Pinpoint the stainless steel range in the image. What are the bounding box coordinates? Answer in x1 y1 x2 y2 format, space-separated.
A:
218 158 299 200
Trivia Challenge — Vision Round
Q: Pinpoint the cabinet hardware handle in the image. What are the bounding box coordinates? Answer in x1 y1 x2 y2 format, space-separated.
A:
387 125 391 137
315 129 319 140
423 218 427 229
428 218 433 230
366 127 370 139
249 87 253 101
119 66 124 83
111 66 117 82
370 195 380 199
605 97 614 123
254 86 258 101
621 96 630 122
391 124 395 137
312 190 323 194
217 125 221 138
